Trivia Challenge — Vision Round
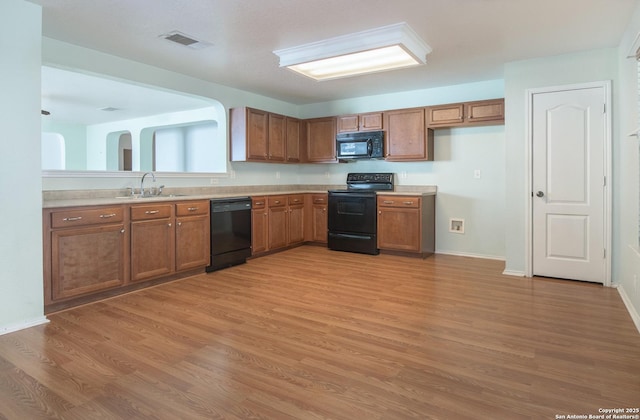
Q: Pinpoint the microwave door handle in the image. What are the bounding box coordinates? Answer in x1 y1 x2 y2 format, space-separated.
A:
367 139 372 156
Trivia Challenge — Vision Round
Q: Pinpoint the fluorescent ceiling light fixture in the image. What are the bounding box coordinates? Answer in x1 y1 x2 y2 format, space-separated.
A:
273 22 431 81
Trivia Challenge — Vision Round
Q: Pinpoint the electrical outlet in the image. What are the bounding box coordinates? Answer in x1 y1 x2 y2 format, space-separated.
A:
474 169 482 179
276 171 280 179
325 171 330 179
400 171 408 179
210 177 218 185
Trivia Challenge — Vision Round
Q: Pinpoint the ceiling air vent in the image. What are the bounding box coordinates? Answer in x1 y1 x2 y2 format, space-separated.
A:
160 31 212 50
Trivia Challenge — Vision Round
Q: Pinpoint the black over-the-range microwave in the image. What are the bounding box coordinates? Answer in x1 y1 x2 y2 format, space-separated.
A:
336 130 384 160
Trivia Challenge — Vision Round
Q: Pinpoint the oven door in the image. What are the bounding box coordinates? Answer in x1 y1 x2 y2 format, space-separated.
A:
328 191 377 234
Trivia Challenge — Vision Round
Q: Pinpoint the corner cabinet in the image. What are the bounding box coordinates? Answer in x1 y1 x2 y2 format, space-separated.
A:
383 108 434 161
426 98 504 128
377 195 435 256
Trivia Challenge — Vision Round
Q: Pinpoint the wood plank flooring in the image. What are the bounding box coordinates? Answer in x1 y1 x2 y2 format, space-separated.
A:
1 246 638 419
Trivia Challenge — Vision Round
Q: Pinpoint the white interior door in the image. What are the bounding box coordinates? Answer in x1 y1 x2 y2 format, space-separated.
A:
532 86 607 283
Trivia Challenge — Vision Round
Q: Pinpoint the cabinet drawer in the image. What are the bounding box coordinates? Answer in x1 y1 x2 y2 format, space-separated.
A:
131 204 172 221
311 194 327 205
252 196 266 209
288 195 305 206
51 207 124 228
176 201 209 217
268 196 287 207
377 196 421 208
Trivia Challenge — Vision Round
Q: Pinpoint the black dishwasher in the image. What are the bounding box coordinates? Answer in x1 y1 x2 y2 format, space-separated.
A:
206 197 252 272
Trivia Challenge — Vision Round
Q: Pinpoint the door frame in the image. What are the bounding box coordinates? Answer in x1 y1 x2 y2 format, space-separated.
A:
524 81 612 286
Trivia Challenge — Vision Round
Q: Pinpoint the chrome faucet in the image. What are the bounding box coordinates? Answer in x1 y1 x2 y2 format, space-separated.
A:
140 172 156 197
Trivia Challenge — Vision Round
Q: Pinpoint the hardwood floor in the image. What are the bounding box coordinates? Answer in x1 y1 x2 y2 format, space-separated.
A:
1 246 638 419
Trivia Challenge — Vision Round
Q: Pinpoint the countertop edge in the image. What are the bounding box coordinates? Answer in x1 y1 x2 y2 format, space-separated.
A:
43 186 438 209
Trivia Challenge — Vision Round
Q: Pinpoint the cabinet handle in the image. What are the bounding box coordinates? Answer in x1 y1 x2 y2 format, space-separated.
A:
274 200 281 204
168 223 172 227
62 216 83 222
187 207 198 212
120 228 125 233
256 202 264 206
378 211 382 214
100 213 116 218
145 210 160 215
383 200 394 204
177 222 182 227
403 201 414 205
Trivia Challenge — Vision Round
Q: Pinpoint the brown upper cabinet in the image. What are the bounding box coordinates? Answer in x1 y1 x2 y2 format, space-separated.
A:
285 117 302 162
426 98 504 128
306 117 337 163
337 112 383 133
231 107 300 162
383 108 434 161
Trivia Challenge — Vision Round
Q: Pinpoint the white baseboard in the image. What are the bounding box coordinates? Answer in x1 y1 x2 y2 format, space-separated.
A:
436 250 505 261
502 269 526 277
616 285 640 335
0 316 49 336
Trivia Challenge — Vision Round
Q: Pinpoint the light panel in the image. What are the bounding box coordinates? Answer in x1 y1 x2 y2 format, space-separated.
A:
273 23 431 81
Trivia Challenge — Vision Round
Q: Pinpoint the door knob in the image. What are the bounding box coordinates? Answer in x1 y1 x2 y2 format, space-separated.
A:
536 191 544 197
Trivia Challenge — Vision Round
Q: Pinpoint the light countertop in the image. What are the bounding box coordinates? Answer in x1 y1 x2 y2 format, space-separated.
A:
43 185 437 208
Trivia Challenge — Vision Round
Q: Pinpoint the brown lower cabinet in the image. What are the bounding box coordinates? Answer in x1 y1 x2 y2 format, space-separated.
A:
47 206 128 302
377 195 435 256
310 194 328 243
251 193 326 256
44 200 210 312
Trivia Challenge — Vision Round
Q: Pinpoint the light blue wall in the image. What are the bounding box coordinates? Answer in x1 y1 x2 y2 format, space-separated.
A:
0 0 46 333
297 81 506 260
503 48 618 276
616 2 640 328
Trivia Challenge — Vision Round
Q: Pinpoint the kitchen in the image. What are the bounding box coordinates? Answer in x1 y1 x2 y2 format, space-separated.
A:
2 0 640 417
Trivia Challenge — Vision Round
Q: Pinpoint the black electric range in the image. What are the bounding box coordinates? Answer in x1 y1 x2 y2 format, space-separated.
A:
327 173 394 255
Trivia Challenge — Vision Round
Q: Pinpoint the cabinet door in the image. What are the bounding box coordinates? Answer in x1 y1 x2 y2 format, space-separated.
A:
268 206 288 250
307 117 337 162
268 113 286 161
131 218 174 282
359 112 383 131
246 108 269 161
285 117 301 162
377 207 421 252
384 108 429 161
337 115 359 133
311 204 328 243
466 99 504 123
176 214 210 271
427 103 464 127
51 224 126 300
288 204 305 245
251 208 268 254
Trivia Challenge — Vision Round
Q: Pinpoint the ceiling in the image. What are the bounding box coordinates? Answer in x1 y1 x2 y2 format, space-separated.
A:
30 0 637 106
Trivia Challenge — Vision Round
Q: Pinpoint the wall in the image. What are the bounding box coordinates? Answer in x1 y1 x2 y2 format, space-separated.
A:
615 2 640 329
503 48 618 276
297 80 506 259
0 0 47 333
